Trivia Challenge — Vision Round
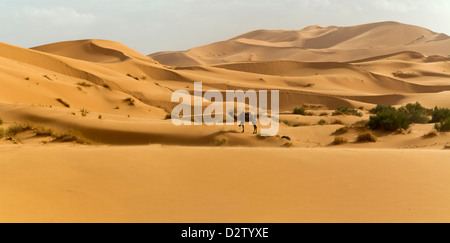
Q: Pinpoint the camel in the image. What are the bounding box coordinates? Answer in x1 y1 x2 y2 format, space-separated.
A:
228 111 257 134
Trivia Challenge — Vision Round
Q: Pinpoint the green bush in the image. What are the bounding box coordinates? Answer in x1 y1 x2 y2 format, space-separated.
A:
369 104 396 114
293 107 306 115
435 117 450 132
400 102 431 124
317 119 327 126
431 107 450 123
0 118 3 125
332 107 363 117
368 109 410 131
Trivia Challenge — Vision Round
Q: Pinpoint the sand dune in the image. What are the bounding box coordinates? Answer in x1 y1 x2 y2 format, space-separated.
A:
149 22 450 66
1 146 450 223
1 22 450 222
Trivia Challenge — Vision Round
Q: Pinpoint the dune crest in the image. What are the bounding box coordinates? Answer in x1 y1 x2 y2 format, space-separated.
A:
149 21 450 66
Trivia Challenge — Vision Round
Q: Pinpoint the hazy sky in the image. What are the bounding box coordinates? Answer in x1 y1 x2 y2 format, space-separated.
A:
0 0 449 54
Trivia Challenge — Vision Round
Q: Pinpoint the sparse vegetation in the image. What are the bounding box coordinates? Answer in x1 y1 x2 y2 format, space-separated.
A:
56 98 70 108
435 117 450 132
25 77 30 80
368 108 410 131
305 112 315 116
77 82 92 87
213 138 226 146
123 98 136 106
333 107 363 117
293 107 306 115
317 119 327 126
0 128 5 139
431 107 450 123
126 74 139 80
0 118 3 125
331 119 344 125
319 112 328 116
369 102 432 131
400 102 432 124
369 104 397 115
303 104 323 110
423 130 438 138
282 120 309 127
357 132 377 143
283 142 293 147
333 136 348 145
80 108 89 117
333 127 349 135
3 123 92 144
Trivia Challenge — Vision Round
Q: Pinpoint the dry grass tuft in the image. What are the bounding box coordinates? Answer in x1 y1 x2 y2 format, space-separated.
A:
357 132 377 143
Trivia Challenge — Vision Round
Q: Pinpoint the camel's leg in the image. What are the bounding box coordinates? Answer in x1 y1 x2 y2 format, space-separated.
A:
253 125 257 134
241 125 245 133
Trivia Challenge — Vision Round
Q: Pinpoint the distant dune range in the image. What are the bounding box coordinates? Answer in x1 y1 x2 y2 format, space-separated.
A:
0 21 449 146
150 21 450 66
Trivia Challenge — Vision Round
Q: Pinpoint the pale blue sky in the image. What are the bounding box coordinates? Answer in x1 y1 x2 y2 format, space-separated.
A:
0 0 449 54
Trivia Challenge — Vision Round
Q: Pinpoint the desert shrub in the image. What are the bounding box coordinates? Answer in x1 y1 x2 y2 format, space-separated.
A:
293 107 306 115
0 118 3 125
367 109 410 131
352 120 368 128
53 129 92 144
435 117 450 132
332 107 363 117
317 119 327 126
127 74 139 80
303 104 323 109
292 122 310 127
370 104 396 114
213 138 226 146
6 123 34 137
0 128 5 139
423 130 438 138
77 82 92 87
333 127 349 135
431 107 450 123
319 112 328 116
56 98 70 108
333 136 348 145
332 119 344 125
123 98 136 106
80 109 89 117
400 102 431 124
357 132 377 143
305 112 315 116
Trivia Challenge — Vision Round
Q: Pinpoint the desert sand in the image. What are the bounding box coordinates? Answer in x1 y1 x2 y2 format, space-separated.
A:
1 21 450 222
